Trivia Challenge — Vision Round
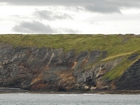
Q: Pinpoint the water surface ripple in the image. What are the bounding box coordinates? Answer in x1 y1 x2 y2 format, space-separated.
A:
0 93 140 105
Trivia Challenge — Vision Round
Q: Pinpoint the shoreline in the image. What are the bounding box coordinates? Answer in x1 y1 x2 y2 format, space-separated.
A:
0 87 140 94
0 87 29 93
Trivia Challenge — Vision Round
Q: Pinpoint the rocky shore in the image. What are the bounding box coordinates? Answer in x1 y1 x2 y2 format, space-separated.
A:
1 87 140 94
0 87 28 93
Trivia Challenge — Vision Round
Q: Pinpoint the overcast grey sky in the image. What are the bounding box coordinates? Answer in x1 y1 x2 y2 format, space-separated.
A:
0 0 140 34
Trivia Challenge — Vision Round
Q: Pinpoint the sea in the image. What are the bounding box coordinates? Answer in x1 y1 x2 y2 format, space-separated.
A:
0 93 140 105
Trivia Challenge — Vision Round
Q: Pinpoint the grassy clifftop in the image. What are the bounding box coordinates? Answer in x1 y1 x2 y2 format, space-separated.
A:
0 34 140 56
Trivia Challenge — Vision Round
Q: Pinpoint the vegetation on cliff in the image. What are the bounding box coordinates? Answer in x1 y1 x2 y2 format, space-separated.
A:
0 34 140 55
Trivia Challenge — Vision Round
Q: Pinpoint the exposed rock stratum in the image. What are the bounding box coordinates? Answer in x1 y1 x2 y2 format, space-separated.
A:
0 43 140 92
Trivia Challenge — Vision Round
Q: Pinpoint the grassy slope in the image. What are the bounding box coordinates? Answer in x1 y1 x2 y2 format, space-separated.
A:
0 34 140 80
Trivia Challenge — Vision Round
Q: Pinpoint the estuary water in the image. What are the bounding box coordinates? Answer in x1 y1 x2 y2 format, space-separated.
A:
0 93 140 105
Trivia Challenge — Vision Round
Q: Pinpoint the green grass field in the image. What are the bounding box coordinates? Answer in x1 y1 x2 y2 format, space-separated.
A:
0 34 140 55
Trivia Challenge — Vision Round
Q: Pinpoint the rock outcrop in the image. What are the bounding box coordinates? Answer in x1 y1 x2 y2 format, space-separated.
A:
116 59 140 90
0 43 140 92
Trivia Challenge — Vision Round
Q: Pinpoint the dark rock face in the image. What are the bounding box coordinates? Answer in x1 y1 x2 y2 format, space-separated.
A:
0 43 139 92
116 59 140 90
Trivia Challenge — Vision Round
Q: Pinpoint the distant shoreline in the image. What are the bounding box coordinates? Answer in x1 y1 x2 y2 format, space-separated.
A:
0 87 140 94
0 87 29 93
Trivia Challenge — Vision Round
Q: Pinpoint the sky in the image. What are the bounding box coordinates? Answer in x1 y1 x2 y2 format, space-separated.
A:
0 0 140 34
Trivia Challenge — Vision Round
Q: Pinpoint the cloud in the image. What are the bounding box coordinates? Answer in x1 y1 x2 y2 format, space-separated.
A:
0 0 140 13
1 0 140 13
13 21 77 34
1 0 140 7
34 10 73 20
0 0 83 5
85 5 121 13
13 21 54 33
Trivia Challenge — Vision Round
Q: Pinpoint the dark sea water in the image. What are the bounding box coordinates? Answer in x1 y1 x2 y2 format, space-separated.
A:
0 93 140 105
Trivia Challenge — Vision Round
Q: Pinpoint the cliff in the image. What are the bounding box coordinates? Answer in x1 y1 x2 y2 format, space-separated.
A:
0 34 140 92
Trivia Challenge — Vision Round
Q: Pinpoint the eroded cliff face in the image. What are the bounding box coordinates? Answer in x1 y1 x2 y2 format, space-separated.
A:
0 43 139 92
116 59 140 90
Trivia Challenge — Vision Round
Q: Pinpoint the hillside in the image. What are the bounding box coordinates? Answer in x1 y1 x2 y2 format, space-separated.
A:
0 34 140 92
